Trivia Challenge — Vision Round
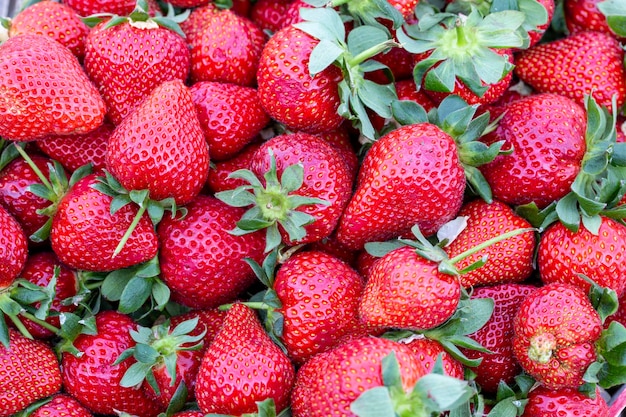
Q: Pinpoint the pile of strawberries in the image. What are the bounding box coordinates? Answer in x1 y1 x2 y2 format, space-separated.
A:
2 0 626 415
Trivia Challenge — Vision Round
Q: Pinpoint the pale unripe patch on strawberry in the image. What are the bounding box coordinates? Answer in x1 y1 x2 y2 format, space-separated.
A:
436 216 469 247
528 332 557 364
0 22 8 43
128 20 159 30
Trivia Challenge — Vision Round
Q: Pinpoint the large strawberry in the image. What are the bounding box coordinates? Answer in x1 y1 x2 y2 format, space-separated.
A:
514 30 626 109
83 2 191 125
105 79 209 206
521 385 609 417
0 329 62 416
63 0 161 17
195 303 296 415
0 34 105 141
30 394 93 417
0 204 28 288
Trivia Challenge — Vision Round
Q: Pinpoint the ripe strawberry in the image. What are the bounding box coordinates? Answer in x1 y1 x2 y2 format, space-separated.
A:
50 173 159 272
205 142 263 194
512 282 602 390
61 310 163 417
83 8 191 125
279 0 314 29
106 79 209 205
564 0 623 40
0 204 28 288
460 283 537 393
8 1 90 59
195 303 296 415
514 31 626 109
30 394 93 417
0 34 106 141
63 0 161 17
257 24 344 134
189 81 270 161
0 329 62 417
401 337 465 379
538 216 626 297
317 127 360 180
444 199 536 288
336 123 465 249
479 93 587 209
157 195 266 309
521 386 609 417
395 79 436 112
250 0 293 34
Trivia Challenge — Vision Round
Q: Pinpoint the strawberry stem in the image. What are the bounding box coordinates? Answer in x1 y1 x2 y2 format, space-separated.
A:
447 227 536 265
6 314 33 340
113 203 147 258
19 311 60 334
13 144 53 190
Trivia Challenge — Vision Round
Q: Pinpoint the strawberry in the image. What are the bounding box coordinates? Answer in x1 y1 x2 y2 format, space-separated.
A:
63 0 161 17
106 79 209 206
521 385 609 417
444 199 536 288
30 394 93 417
83 4 191 125
195 303 296 415
157 195 266 309
395 78 436 112
50 173 159 272
8 0 90 59
512 282 602 390
279 0 314 29
189 81 270 161
565 0 624 40
205 142 263 194
317 127 360 180
250 0 293 34
0 204 28 288
0 34 106 141
479 93 587 209
61 310 163 417
401 336 465 379
514 31 626 109
538 216 626 297
460 283 537 393
0 329 62 417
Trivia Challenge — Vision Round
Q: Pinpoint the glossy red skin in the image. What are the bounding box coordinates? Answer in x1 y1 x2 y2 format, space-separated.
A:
250 0 293 34
479 93 586 209
395 79 436 112
106 79 209 205
522 386 609 417
538 217 626 297
205 142 262 194
280 0 313 28
158 195 266 309
512 283 602 390
251 133 353 246
337 123 466 250
291 336 427 417
444 199 536 288
402 337 465 379
360 246 461 331
19 252 78 339
274 250 371 364
515 31 626 109
0 154 52 239
257 25 345 134
9 1 90 59
317 127 360 181
196 303 295 415
461 284 537 393
0 34 105 141
63 0 161 16
62 311 163 417
305 232 359 266
564 0 624 41
38 123 112 172
50 174 158 272
0 205 28 288
84 21 190 126
30 394 93 417
186 6 265 86
0 330 62 417
190 81 270 161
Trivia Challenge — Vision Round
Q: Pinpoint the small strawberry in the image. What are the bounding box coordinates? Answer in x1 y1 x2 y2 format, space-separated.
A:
514 31 626 109
521 385 609 417
401 336 465 379
205 141 263 194
0 34 106 141
512 282 602 390
195 303 296 415
0 329 62 417
0 204 28 288
30 394 93 417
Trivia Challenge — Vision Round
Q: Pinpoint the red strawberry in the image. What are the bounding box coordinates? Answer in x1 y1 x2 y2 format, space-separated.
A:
106 79 209 205
512 282 602 390
0 204 28 288
50 173 159 272
30 394 93 417
514 31 626 109
63 0 161 17
250 0 293 34
257 24 344 134
61 310 163 417
444 199 536 288
8 1 90 59
336 123 466 250
479 93 587 209
195 303 296 415
0 34 106 141
279 0 314 29
521 385 609 417
564 0 624 40
0 329 62 417
538 216 626 297
83 9 191 125
317 127 359 180
395 79 436 112
157 195 266 309
189 81 270 161
205 142 263 194
401 337 465 379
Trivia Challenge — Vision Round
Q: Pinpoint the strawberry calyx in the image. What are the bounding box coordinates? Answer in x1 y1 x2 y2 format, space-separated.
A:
215 150 330 253
527 332 557 364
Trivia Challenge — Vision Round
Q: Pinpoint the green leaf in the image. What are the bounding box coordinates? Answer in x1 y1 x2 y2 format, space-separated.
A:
598 0 626 37
297 7 345 41
281 163 305 194
486 397 525 417
101 270 132 302
151 280 171 310
118 276 152 314
424 59 456 93
413 373 474 410
350 387 396 417
347 25 390 57
0 315 9 349
165 381 188 415
364 240 406 257
391 100 429 126
120 361 153 388
309 40 344 75
555 192 581 232
381 351 403 388
358 80 396 119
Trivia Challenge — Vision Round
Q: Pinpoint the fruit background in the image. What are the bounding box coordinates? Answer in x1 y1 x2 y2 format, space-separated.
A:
2 0 626 416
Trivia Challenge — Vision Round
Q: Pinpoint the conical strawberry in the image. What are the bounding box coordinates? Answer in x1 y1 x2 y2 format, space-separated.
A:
0 204 28 288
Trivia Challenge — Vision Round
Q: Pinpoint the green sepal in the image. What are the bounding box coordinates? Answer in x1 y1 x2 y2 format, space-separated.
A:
344 0 405 31
580 274 619 323
390 99 429 126
0 140 22 172
55 311 98 357
598 0 626 37
594 321 626 388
